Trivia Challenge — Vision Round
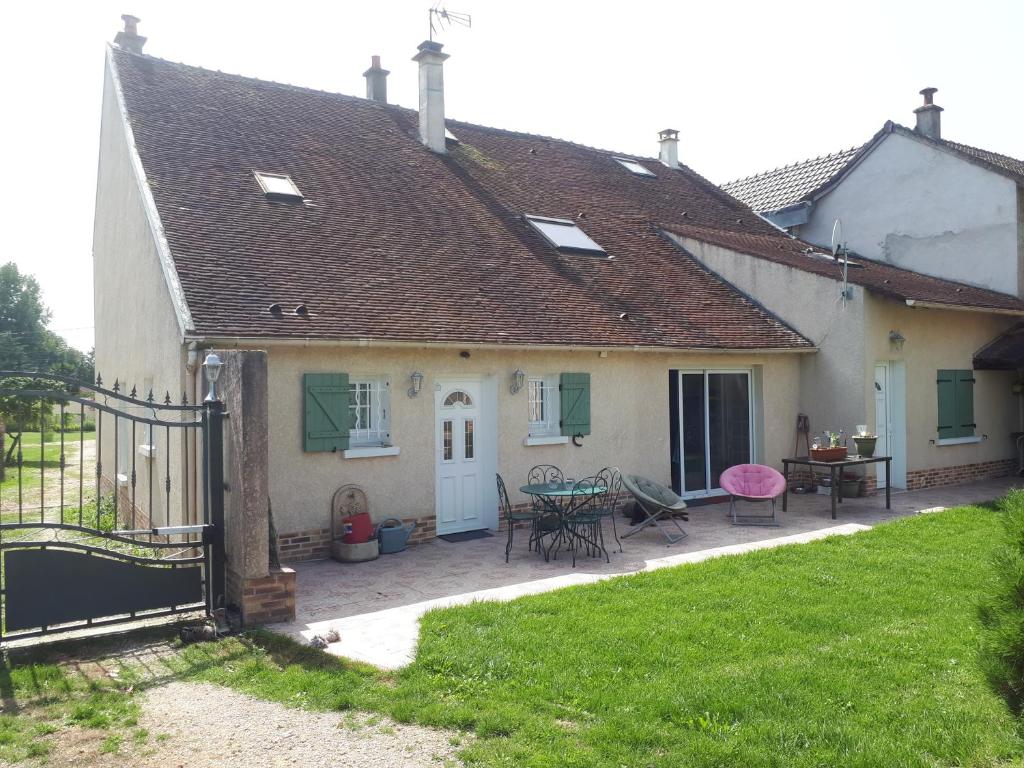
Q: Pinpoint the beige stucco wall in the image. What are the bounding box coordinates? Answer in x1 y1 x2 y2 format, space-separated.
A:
92 58 191 525
864 296 1019 473
678 237 867 438
253 345 802 535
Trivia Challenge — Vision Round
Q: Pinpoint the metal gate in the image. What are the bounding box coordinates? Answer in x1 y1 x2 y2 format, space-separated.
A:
0 370 225 643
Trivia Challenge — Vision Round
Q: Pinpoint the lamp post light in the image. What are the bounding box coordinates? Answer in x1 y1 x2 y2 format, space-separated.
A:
888 330 906 352
510 368 525 395
202 352 223 402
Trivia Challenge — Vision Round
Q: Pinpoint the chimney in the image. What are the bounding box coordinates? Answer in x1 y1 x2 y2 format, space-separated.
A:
363 55 390 104
914 87 943 140
113 14 147 54
658 129 679 168
412 40 449 154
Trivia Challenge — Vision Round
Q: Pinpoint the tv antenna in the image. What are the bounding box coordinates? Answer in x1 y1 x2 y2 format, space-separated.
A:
429 3 472 41
831 218 853 306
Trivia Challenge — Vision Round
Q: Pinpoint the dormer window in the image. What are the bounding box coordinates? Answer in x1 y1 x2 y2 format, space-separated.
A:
254 171 303 199
525 215 607 256
613 157 656 177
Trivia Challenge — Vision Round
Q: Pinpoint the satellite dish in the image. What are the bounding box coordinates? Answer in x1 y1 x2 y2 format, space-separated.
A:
831 218 845 257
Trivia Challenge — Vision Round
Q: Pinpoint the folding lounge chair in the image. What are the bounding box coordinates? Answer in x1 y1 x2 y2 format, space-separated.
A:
621 475 689 545
719 464 785 527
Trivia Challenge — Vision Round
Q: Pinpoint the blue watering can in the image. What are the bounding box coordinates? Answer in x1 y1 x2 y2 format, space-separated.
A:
376 518 417 554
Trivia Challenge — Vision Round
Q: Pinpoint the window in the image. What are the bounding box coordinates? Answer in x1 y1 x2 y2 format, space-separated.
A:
937 369 975 441
527 376 560 437
443 390 473 407
254 171 303 199
349 378 390 447
525 215 606 255
613 157 656 177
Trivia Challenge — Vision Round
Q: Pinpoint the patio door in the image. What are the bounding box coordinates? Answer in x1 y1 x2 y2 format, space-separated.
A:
435 379 485 535
670 370 752 498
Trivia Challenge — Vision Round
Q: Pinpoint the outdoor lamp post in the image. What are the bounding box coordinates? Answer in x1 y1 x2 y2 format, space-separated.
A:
202 352 223 401
510 368 525 394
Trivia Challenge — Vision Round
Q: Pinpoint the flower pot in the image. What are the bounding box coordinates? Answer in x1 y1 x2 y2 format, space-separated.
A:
853 436 877 457
810 446 848 462
841 480 860 498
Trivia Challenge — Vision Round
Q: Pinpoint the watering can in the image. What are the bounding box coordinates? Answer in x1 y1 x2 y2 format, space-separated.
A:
376 518 417 554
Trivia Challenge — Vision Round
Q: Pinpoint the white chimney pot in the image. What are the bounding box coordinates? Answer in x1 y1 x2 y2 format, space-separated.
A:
658 128 679 168
412 40 449 154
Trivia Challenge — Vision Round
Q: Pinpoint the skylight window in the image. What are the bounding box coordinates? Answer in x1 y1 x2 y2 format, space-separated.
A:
614 157 656 177
254 171 303 199
525 215 607 256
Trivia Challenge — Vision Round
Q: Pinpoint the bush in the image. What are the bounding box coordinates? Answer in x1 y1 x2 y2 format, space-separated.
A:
980 489 1024 713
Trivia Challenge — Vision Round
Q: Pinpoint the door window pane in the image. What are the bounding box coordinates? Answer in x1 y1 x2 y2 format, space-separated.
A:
464 419 474 459
681 374 706 492
443 420 453 461
708 373 750 488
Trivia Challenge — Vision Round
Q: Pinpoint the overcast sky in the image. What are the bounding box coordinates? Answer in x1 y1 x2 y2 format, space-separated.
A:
3 0 1022 353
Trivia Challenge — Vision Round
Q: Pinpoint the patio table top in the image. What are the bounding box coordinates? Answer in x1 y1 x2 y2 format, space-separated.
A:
520 482 607 497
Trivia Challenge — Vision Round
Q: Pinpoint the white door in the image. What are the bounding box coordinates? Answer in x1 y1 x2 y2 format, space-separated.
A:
436 380 485 535
874 364 890 489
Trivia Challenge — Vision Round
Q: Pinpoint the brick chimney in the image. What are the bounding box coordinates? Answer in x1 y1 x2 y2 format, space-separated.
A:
363 55 389 104
914 87 943 140
114 14 147 54
412 40 449 154
658 129 679 168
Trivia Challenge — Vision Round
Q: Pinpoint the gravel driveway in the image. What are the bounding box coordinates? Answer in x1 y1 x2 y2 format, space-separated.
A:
50 681 465 767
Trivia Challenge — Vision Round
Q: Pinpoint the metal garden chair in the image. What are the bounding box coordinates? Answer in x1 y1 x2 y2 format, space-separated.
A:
621 474 689 545
496 473 541 563
564 476 609 567
593 466 624 553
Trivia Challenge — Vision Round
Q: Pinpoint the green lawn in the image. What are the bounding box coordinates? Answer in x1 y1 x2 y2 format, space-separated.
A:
171 504 1023 767
1 431 95 518
1 504 1020 765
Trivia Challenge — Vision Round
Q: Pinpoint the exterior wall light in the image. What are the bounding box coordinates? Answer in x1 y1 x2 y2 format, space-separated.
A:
510 368 525 394
888 330 906 352
408 371 424 398
202 352 223 401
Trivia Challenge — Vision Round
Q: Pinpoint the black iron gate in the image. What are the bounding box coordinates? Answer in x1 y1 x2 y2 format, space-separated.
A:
0 371 225 643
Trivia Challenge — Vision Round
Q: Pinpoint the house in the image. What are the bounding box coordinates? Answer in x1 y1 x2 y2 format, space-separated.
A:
709 89 1024 490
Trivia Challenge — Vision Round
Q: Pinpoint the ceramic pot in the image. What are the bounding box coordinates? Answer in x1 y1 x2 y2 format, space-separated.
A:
853 436 877 457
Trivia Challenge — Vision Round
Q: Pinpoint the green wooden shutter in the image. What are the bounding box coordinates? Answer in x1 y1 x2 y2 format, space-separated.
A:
936 370 956 440
559 372 591 436
955 370 976 438
303 373 351 452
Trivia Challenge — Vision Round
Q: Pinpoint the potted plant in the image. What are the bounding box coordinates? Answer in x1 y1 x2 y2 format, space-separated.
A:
841 472 861 498
852 425 877 457
810 430 848 462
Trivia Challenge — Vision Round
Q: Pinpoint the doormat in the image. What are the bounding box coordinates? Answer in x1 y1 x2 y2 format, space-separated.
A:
439 530 494 543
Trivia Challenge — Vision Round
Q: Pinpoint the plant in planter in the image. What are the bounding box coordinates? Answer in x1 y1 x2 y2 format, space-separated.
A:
841 471 861 498
852 430 877 457
810 429 849 462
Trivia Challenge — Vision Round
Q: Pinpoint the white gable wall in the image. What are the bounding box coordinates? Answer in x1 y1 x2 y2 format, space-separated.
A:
797 132 1020 296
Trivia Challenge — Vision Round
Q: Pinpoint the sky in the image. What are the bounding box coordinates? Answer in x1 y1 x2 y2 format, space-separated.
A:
3 0 1023 353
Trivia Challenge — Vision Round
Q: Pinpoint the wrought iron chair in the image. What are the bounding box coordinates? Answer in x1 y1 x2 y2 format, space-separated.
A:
564 476 609 567
496 473 541 563
592 467 624 553
526 464 564 516
621 474 689 545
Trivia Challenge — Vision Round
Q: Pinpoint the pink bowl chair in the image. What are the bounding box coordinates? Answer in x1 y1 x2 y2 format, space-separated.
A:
719 464 786 527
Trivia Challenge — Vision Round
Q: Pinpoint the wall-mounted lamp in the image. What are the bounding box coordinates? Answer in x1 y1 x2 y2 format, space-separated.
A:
202 352 223 402
510 368 525 394
408 371 424 398
888 330 906 352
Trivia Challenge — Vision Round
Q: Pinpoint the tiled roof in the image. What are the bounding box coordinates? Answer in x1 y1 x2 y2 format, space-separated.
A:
974 323 1024 370
109 48 812 350
723 122 1024 215
721 147 863 214
666 224 1024 314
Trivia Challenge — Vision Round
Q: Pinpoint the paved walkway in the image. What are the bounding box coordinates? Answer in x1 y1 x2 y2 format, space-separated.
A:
269 476 1020 668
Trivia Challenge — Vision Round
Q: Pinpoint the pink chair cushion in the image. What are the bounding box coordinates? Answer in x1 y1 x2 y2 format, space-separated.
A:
720 464 786 500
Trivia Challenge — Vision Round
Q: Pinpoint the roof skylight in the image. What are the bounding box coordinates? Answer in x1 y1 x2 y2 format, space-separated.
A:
614 157 656 177
525 215 607 256
254 171 303 199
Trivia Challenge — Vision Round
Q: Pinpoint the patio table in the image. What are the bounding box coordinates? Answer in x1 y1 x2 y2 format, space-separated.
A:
520 482 607 563
781 455 892 520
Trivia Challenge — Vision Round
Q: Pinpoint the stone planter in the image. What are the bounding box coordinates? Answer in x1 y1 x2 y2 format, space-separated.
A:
853 436 877 457
331 539 379 563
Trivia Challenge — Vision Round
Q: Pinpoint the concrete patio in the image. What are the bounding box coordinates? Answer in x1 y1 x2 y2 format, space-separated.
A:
269 476 1021 668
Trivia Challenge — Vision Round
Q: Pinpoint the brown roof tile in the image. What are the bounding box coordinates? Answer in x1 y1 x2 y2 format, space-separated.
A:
110 48 811 350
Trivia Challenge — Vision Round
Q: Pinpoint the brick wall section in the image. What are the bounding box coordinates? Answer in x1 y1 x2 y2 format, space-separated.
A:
277 527 331 561
906 458 1015 490
228 566 296 625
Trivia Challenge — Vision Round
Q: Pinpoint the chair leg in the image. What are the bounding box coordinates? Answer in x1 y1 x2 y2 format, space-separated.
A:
609 512 622 553
597 518 609 563
505 519 513 563
730 495 737 526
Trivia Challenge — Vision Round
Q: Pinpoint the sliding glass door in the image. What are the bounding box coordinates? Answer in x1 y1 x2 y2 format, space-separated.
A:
670 370 752 497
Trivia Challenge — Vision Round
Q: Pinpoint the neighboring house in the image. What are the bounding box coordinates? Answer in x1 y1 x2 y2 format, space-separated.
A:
93 19 816 559
707 89 1024 490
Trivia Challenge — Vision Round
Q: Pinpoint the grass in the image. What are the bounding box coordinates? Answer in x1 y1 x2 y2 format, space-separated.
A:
168 504 1023 767
1 431 95 513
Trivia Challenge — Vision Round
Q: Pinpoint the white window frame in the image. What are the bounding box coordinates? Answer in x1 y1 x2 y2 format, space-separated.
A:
524 215 607 256
525 375 565 444
348 377 391 448
254 171 303 199
613 157 656 177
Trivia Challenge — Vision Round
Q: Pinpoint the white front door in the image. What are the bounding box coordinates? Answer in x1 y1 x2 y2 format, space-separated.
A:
874 364 890 489
436 380 485 535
